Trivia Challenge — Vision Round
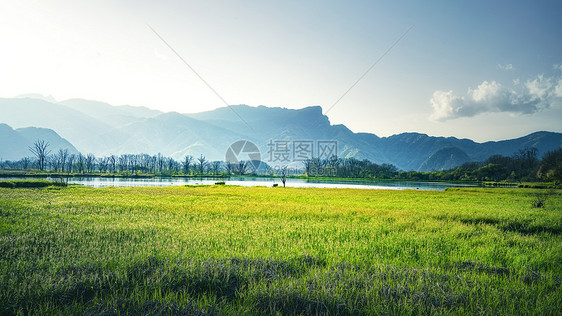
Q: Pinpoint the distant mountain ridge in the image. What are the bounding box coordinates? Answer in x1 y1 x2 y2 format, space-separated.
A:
59 99 162 127
376 131 562 171
187 105 562 171
0 96 561 171
0 123 79 161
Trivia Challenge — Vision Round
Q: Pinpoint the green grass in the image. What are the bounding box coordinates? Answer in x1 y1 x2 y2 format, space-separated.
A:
0 186 560 315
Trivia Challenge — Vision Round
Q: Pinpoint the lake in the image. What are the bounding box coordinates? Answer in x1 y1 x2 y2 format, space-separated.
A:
1 176 477 191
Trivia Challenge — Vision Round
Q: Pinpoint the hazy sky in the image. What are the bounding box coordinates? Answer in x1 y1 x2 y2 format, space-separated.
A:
1 0 561 141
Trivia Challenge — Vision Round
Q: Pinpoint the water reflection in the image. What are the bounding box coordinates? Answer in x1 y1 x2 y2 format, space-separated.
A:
1 176 478 191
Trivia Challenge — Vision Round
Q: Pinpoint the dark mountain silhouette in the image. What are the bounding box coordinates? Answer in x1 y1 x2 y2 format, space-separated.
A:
418 147 471 172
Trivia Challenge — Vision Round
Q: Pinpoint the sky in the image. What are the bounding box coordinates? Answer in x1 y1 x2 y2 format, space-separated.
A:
1 0 561 142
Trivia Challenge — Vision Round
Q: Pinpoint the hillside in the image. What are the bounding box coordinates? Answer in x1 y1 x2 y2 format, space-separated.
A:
0 124 79 161
418 147 471 172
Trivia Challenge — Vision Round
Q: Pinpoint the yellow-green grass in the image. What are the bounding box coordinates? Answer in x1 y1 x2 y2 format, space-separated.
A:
0 186 560 315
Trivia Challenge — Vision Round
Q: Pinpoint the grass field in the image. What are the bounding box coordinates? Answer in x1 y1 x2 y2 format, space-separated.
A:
0 185 561 315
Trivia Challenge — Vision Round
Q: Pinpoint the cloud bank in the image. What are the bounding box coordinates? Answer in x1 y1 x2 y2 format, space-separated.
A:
430 71 562 121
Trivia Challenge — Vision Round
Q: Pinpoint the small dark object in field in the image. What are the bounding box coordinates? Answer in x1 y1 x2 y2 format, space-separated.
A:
272 183 278 187
531 190 554 208
531 199 544 208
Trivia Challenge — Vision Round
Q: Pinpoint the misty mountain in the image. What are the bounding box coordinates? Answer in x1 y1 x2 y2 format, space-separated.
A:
0 124 29 160
0 98 111 153
16 93 57 103
1 96 561 171
0 124 78 161
103 112 254 159
0 97 162 155
187 105 389 163
59 99 163 127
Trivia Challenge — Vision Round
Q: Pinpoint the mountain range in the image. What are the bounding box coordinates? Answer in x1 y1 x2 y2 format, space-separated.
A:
1 96 561 171
0 123 78 161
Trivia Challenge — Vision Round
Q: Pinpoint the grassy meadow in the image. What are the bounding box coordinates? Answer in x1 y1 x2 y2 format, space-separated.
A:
0 185 561 315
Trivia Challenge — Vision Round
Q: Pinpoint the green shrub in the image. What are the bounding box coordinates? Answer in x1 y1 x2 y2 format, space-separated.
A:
0 181 16 188
0 180 66 189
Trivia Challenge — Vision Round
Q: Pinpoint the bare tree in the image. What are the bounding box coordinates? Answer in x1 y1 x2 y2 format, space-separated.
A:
66 154 76 173
21 157 31 170
56 149 69 173
182 155 193 175
98 157 109 173
211 161 222 175
85 154 96 173
76 154 85 173
118 154 128 172
138 154 150 173
128 154 138 173
197 154 207 175
303 158 314 176
28 140 50 171
237 160 248 175
226 162 237 175
109 155 117 173
49 155 60 172
166 157 177 173
156 153 165 173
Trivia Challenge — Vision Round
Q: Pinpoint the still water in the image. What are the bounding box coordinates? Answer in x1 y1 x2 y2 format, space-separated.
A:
2 176 477 191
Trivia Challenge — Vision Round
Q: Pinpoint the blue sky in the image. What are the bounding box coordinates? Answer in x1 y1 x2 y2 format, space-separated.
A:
1 0 561 141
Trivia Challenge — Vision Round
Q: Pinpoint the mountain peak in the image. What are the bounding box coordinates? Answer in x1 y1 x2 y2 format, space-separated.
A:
186 104 328 125
15 93 57 103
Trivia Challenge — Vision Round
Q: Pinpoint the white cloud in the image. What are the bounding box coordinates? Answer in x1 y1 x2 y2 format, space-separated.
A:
525 74 556 99
429 90 457 121
497 63 514 71
555 79 562 98
430 72 562 121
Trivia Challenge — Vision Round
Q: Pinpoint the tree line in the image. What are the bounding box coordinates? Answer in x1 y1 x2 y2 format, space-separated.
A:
302 156 398 179
302 147 562 182
1 140 561 182
0 140 256 176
